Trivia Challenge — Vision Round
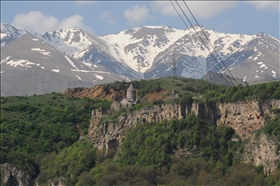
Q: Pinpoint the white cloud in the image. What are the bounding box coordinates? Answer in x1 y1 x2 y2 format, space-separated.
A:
99 11 116 25
151 1 238 19
245 1 280 11
58 15 93 33
12 11 93 34
124 4 154 26
12 11 59 33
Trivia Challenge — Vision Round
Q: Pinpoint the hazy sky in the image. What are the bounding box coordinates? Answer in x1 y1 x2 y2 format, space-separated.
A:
1 1 279 38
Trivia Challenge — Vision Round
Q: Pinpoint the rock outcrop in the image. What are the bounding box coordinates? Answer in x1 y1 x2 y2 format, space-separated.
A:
1 163 33 186
88 99 280 172
63 86 126 101
244 133 280 175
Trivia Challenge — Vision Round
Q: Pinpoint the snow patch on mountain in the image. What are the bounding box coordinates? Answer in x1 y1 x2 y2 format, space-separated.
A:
272 70 276 78
258 62 268 69
71 69 92 73
52 69 60 73
31 48 52 57
1 33 8 39
76 75 82 80
92 70 110 74
1 56 36 68
94 74 103 80
7 59 35 68
64 55 78 69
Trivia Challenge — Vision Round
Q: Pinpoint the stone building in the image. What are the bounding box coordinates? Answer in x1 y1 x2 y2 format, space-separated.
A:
170 90 181 99
111 84 139 111
91 108 107 118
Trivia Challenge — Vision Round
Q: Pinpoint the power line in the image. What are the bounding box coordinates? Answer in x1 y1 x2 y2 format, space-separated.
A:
171 0 270 123
171 0 234 87
175 0 237 86
169 0 233 87
182 0 243 87
179 0 252 100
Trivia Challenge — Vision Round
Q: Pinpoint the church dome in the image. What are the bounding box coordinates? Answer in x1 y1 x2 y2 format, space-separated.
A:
127 84 136 101
127 84 135 91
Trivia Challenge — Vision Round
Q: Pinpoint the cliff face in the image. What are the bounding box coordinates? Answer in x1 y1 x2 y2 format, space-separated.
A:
1 163 33 186
244 133 280 175
88 99 280 173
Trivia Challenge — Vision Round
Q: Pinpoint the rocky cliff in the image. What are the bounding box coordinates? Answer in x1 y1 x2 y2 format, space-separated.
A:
88 99 280 173
1 163 33 186
244 133 280 175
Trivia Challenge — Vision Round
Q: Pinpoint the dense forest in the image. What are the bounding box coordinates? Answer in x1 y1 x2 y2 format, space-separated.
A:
1 78 280 185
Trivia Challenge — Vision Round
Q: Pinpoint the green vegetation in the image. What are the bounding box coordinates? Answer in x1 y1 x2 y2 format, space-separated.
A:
37 140 96 185
1 78 280 185
0 93 111 177
104 79 162 98
117 113 239 168
262 113 280 141
260 113 280 153
32 113 280 185
104 77 280 105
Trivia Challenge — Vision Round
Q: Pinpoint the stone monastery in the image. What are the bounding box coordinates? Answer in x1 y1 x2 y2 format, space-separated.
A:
110 84 140 111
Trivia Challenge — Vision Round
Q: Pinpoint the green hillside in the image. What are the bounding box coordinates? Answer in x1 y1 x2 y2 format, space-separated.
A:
1 78 280 185
105 77 280 103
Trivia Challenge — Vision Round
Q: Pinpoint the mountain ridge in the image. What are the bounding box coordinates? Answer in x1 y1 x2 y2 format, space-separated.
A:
0 32 128 96
1 23 279 96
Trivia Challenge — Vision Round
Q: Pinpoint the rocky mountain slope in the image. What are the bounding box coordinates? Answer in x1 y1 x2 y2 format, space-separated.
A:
101 26 185 73
38 26 279 82
202 71 246 86
221 32 280 84
41 28 137 79
1 23 26 47
1 33 128 96
101 26 279 82
1 23 279 96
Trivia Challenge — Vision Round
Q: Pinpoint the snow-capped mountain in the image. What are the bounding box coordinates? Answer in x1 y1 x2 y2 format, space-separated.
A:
101 25 279 82
144 27 256 79
1 32 128 96
219 32 280 83
41 28 137 79
101 26 185 73
1 23 26 47
1 23 279 87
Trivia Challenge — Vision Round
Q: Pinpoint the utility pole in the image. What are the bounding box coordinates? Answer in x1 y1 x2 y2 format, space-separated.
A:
138 58 141 80
172 53 177 77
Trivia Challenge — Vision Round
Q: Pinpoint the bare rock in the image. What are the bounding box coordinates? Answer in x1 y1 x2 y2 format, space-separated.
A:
1 163 33 186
